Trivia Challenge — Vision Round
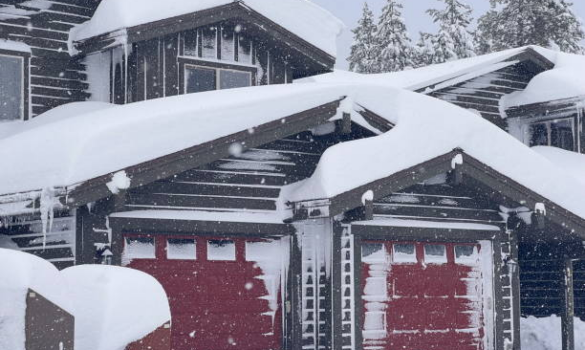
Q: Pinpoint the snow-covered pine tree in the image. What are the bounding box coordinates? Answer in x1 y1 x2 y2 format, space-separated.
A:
426 0 476 63
348 2 380 73
375 0 415 72
414 32 435 67
474 9 498 54
477 0 585 54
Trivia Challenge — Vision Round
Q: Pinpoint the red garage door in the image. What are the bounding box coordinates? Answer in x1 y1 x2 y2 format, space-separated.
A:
123 234 286 350
361 241 492 350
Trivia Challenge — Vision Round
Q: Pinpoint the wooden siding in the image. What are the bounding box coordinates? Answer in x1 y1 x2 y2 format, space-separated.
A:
429 62 542 129
0 211 76 269
0 0 97 117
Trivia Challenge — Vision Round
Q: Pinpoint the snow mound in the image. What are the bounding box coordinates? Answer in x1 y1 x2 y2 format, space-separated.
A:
0 249 71 350
72 0 343 57
521 315 585 350
61 265 171 350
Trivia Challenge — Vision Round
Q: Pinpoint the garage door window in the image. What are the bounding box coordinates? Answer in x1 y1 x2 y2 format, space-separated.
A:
207 239 236 261
392 243 417 264
424 244 447 264
124 237 156 259
361 243 386 263
454 245 479 265
167 238 196 260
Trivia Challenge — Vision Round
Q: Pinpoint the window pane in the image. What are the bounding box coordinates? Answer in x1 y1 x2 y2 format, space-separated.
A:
454 245 478 265
245 240 279 261
0 55 23 121
393 244 417 263
124 237 155 259
221 25 235 62
183 30 198 57
530 123 548 147
361 243 386 263
550 119 575 151
167 238 196 260
201 26 217 59
207 240 236 261
424 244 447 264
219 70 251 90
185 67 216 93
238 32 252 64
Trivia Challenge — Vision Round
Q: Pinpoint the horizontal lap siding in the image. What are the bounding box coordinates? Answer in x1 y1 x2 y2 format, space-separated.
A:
0 211 76 269
125 132 331 212
430 64 536 129
0 0 96 118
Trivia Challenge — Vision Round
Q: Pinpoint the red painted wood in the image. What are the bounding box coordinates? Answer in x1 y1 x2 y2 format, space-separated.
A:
126 323 172 350
125 234 283 350
361 241 485 350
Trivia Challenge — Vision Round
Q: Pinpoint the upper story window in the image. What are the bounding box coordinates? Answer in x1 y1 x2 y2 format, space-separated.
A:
184 65 253 93
0 53 26 121
529 117 576 151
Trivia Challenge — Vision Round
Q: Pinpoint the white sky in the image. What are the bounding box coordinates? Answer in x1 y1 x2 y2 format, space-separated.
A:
311 0 585 69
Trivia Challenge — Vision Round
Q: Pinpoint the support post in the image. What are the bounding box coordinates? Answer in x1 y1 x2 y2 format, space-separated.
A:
561 258 575 350
341 112 352 134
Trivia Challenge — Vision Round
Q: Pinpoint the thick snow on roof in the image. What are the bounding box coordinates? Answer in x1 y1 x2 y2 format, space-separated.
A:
0 84 349 196
286 85 585 221
533 146 585 187
0 249 72 350
301 46 553 91
72 0 343 57
504 51 585 107
352 218 501 231
61 265 170 350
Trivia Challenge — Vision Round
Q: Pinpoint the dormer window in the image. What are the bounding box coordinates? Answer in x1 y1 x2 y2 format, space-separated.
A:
529 117 576 151
0 53 26 121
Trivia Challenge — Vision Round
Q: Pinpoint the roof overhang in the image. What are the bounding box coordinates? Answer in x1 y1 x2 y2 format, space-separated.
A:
505 95 585 119
290 149 585 240
73 2 336 69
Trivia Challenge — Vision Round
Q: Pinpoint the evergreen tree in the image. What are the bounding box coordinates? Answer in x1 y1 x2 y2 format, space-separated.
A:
375 0 415 72
414 32 435 67
474 9 499 54
426 0 476 63
477 0 585 53
348 2 380 73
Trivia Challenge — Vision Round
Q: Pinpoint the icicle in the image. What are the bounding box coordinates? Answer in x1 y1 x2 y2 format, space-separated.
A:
39 187 57 250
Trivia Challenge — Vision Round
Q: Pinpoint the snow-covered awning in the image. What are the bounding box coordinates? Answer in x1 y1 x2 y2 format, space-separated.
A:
71 0 343 58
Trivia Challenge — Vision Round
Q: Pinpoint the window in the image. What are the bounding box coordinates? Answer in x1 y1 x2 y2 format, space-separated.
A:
183 30 198 57
221 25 236 61
529 117 576 151
392 244 417 264
185 65 252 93
185 67 216 93
361 243 386 263
124 237 156 259
454 245 478 265
200 26 218 59
207 239 236 261
424 244 447 264
0 54 24 121
237 32 253 64
245 240 279 261
167 238 196 260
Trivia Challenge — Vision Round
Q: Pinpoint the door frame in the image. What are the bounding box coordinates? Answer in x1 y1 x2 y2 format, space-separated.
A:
350 224 507 350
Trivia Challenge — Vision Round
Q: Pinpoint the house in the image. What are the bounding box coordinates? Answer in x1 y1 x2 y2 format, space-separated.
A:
1 1 585 350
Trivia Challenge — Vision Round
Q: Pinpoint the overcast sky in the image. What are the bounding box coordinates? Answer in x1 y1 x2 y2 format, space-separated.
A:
311 0 585 69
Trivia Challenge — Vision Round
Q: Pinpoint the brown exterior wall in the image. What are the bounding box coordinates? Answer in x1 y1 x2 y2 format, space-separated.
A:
25 288 74 350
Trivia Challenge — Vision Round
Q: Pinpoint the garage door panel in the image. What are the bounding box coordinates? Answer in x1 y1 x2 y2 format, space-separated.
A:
362 241 491 350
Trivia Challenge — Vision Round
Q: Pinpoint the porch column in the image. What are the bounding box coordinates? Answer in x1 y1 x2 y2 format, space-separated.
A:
561 258 575 350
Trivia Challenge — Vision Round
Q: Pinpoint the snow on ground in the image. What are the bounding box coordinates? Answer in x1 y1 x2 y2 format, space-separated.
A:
0 249 71 350
521 316 585 350
0 249 170 350
71 0 343 57
61 265 171 350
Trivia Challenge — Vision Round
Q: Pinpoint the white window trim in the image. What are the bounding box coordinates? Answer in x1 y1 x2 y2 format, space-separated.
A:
0 53 25 121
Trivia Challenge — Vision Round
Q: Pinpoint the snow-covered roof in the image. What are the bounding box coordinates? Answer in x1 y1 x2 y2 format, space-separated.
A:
533 146 585 187
284 85 585 223
0 249 72 350
61 265 171 350
0 84 349 198
503 51 585 108
301 46 555 91
352 218 501 231
111 209 287 224
0 39 31 53
72 0 343 57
